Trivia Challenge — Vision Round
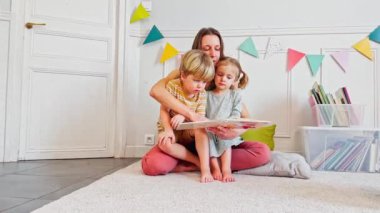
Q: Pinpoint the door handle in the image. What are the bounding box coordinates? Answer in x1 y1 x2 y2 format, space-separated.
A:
25 22 46 29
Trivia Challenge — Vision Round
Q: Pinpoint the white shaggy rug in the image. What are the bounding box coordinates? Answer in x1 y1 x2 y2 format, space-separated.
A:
34 161 380 213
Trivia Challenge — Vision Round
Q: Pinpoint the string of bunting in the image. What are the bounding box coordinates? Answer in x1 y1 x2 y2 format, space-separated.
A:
130 4 380 73
285 26 379 75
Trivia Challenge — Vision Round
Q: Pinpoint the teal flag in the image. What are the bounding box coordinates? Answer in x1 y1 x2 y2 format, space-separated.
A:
306 55 325 76
369 26 380 43
239 37 258 58
143 25 164 45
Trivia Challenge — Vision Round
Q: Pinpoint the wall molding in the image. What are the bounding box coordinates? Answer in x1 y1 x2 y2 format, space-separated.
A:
129 26 377 38
20 150 113 160
371 50 378 127
18 67 113 160
0 15 11 163
376 50 379 128
3 0 25 162
27 146 108 152
31 29 112 62
29 66 110 77
0 12 11 20
31 0 114 27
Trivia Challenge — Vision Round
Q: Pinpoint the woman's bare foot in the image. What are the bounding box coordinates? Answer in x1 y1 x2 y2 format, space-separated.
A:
211 168 223 181
222 171 235 183
200 170 214 183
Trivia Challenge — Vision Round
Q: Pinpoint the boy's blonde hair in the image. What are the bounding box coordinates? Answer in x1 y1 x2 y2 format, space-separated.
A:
179 50 215 82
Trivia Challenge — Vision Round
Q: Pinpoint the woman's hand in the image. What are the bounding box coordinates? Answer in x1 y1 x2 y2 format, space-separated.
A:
209 126 245 140
170 114 186 129
157 130 175 145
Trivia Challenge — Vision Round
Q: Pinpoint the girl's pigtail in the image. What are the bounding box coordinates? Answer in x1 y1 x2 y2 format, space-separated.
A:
238 70 249 89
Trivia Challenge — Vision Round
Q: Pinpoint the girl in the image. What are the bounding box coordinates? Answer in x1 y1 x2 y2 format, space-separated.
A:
205 57 249 182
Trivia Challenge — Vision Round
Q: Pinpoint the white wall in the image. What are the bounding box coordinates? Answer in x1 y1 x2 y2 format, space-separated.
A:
138 0 380 30
124 0 380 156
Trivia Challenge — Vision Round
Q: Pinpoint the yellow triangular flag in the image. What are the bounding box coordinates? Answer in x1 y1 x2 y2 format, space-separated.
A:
130 3 150 24
160 43 179 63
352 37 373 60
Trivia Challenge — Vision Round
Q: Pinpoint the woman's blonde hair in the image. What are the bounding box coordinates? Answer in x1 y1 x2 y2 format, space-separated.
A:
179 50 215 82
208 57 249 90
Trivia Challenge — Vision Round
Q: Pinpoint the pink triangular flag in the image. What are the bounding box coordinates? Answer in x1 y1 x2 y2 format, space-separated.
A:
331 51 349 72
287 48 305 71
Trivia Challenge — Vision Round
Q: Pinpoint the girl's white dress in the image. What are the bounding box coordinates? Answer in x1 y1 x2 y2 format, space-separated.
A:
206 89 243 157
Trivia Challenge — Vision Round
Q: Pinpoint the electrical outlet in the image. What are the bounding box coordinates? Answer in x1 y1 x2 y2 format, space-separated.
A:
144 134 155 145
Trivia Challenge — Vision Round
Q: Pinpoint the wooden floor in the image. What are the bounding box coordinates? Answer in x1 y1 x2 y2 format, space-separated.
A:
0 158 140 213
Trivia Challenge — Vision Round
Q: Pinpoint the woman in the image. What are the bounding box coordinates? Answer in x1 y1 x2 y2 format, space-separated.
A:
142 27 271 176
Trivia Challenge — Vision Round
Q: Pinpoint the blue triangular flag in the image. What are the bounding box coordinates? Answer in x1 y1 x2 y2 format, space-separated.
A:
239 37 259 58
143 25 164 45
306 55 325 76
369 26 380 43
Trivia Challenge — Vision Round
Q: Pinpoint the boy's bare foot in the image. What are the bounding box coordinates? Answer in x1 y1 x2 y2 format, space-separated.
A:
211 168 223 181
222 171 235 183
200 170 214 183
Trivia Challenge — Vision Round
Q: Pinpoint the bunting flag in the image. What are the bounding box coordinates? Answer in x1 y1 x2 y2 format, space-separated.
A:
239 37 259 58
130 3 150 24
369 26 380 43
143 25 164 45
287 48 305 71
352 37 373 60
331 51 349 72
160 43 179 63
264 37 282 59
306 55 325 76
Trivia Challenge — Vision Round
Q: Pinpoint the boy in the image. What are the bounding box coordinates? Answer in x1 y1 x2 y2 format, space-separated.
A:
156 50 215 183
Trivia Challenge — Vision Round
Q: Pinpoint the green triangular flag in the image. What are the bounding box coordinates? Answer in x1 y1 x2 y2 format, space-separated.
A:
143 25 164 45
369 26 380 43
239 37 259 58
306 55 325 76
130 3 150 24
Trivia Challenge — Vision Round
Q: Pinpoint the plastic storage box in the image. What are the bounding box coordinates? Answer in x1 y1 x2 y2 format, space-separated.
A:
300 126 379 172
312 104 365 127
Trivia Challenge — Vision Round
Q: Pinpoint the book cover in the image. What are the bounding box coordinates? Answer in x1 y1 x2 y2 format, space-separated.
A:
332 105 349 127
342 87 352 104
310 148 335 170
335 88 350 104
356 140 372 172
324 141 349 170
339 142 366 171
310 89 331 125
310 88 322 104
333 138 362 170
318 84 330 104
176 118 271 130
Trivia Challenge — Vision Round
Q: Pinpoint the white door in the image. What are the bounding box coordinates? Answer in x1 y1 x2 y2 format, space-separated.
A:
19 0 118 160
0 0 12 161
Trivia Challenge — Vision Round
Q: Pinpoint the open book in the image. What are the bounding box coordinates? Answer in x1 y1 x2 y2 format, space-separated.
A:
176 118 271 130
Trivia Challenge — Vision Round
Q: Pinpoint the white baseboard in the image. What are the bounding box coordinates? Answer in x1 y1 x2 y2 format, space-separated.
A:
125 145 152 157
